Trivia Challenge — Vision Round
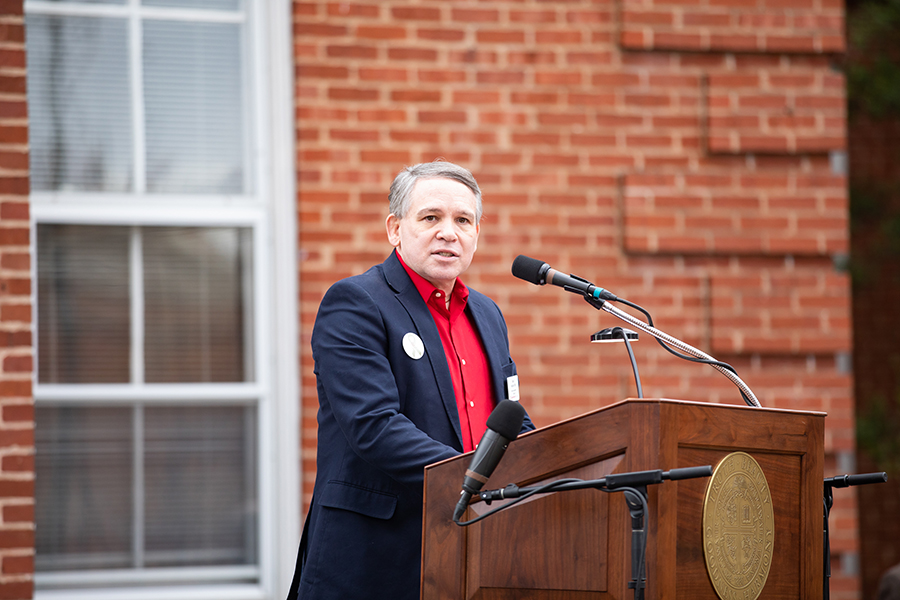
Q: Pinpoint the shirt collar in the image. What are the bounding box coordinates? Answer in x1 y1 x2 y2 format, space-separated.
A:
396 250 469 312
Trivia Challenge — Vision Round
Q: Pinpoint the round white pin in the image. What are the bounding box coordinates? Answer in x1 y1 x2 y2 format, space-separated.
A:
402 332 425 360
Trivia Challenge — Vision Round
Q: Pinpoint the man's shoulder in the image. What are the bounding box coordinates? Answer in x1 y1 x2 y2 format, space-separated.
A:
319 266 387 309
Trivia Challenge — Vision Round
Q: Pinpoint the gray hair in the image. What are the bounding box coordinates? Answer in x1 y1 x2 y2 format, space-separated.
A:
388 161 483 222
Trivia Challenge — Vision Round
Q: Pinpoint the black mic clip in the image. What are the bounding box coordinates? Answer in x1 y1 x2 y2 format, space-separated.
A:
562 273 595 297
479 484 521 504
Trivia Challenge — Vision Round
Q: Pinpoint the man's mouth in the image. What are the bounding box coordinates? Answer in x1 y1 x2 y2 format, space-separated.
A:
433 251 458 258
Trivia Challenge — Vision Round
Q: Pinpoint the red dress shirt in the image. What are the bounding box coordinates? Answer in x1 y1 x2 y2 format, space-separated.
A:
398 254 495 452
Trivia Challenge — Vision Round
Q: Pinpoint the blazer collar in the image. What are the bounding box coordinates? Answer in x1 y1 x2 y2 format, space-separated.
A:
384 250 414 295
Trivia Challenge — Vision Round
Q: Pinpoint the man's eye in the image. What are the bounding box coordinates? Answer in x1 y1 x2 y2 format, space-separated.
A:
457 217 470 224
423 215 436 222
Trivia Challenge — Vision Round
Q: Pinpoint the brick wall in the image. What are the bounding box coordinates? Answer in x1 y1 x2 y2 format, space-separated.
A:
0 0 34 598
294 0 856 596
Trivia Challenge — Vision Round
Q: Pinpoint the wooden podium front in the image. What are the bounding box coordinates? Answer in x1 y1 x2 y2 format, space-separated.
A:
421 399 824 600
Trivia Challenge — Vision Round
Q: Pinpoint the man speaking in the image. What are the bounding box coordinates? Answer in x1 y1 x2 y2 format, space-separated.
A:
287 161 533 599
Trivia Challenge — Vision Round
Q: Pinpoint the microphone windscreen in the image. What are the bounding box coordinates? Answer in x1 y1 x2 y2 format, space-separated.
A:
486 399 526 441
511 255 546 285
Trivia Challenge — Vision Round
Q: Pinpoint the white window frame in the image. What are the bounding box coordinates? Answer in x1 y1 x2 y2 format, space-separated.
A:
25 0 298 596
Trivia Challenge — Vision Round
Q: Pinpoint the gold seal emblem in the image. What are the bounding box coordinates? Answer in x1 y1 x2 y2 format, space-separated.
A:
702 452 774 600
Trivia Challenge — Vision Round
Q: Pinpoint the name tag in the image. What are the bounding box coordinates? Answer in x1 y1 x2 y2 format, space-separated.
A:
506 375 520 402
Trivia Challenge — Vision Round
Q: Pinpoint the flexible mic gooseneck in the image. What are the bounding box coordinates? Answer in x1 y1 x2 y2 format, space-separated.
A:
452 399 526 522
511 254 763 408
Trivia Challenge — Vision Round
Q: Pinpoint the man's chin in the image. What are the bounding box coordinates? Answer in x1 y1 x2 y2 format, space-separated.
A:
422 265 463 287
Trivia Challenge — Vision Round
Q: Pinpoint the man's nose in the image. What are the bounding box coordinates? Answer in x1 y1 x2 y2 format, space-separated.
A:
436 219 458 240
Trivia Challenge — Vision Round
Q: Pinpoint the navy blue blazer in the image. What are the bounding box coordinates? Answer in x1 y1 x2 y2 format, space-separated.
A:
289 251 533 600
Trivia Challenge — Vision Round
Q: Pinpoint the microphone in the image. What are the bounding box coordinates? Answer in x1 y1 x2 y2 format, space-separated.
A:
452 399 526 522
511 255 617 301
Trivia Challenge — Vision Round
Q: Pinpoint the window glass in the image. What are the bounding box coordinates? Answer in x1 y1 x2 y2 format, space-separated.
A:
143 227 251 383
35 405 258 574
144 406 257 567
143 0 240 11
35 406 133 572
144 20 246 194
25 15 132 192
37 225 131 384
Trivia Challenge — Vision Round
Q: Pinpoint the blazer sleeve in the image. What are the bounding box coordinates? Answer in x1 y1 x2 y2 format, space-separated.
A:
312 278 459 488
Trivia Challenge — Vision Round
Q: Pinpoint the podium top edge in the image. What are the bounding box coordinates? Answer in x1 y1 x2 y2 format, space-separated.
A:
532 397 827 432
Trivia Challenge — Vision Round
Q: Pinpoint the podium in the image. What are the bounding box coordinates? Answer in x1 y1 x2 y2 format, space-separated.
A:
421 399 824 599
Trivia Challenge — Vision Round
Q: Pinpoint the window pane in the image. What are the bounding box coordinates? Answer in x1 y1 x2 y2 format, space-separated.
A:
39 0 125 5
35 406 133 572
144 227 251 383
143 0 240 11
25 15 132 192
144 20 245 194
144 406 257 567
37 225 130 384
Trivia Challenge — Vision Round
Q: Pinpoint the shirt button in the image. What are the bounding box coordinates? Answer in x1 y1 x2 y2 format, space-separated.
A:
435 292 441 297
461 359 466 366
469 401 475 407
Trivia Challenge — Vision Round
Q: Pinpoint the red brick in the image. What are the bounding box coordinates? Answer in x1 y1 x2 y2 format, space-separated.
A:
654 32 704 50
0 581 32 599
709 34 759 51
535 30 582 44
417 110 466 124
475 30 525 44
356 25 406 40
328 87 378 101
510 9 557 23
387 47 438 61
325 44 377 59
391 6 440 21
448 131 495 145
416 28 464 42
389 130 439 144
568 92 614 106
476 71 525 85
1 355 31 373
1 453 33 471
508 50 557 66
0 480 32 498
0 202 27 221
624 93 671 107
417 69 466 83
451 8 499 23
294 22 346 37
568 51 613 65
451 89 499 105
391 89 441 103
0 99 27 119
570 134 615 147
296 64 349 79
765 35 816 53
2 555 33 575
360 149 411 163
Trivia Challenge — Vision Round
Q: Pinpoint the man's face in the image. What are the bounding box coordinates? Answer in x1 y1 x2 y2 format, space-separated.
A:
386 177 480 295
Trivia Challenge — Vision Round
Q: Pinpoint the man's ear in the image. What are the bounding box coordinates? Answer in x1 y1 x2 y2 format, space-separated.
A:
385 213 401 247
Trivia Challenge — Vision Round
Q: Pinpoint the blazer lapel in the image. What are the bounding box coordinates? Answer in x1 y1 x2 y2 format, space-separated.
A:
383 252 463 448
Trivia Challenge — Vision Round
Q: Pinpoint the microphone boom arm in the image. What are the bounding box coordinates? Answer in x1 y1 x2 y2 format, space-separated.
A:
590 298 762 408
